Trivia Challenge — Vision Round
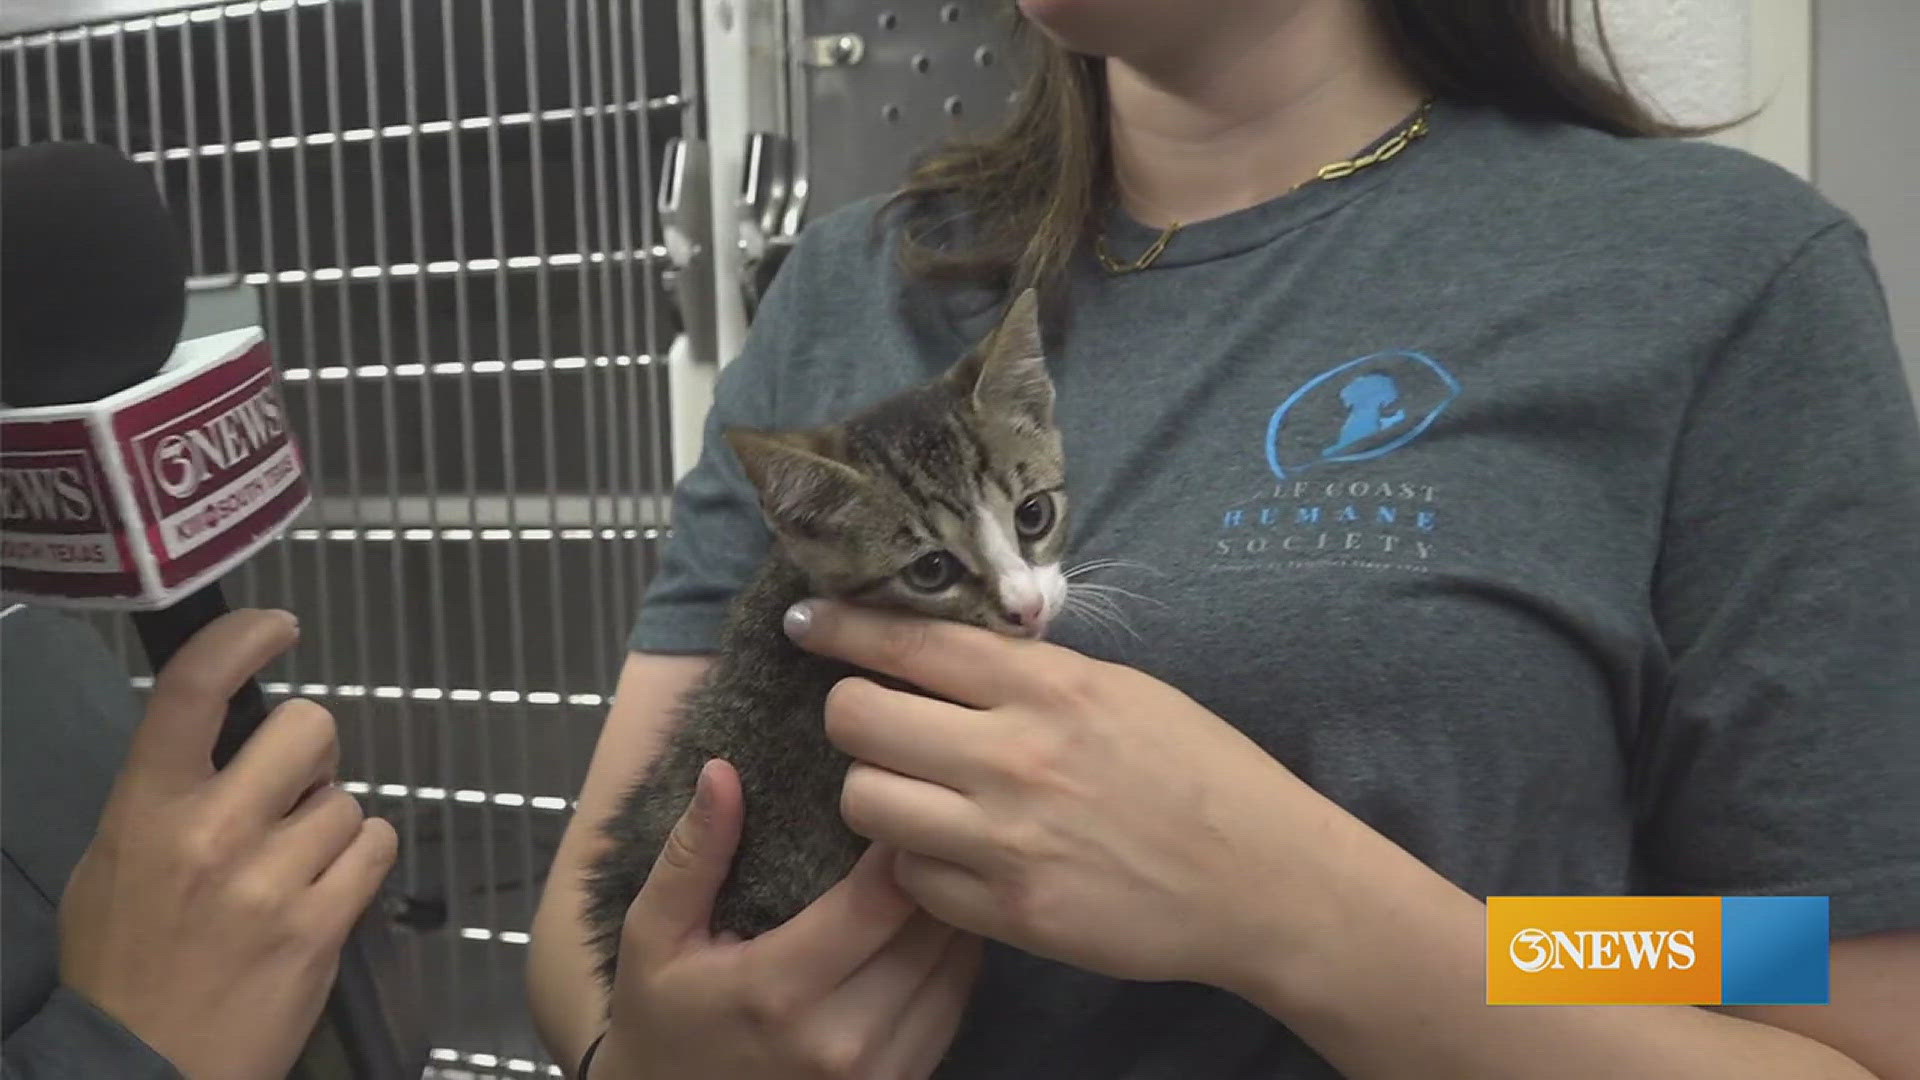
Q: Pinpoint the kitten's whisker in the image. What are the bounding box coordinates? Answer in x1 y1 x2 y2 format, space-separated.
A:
1065 588 1121 617
1061 594 1118 626
1063 558 1138 580
1063 557 1166 580
1067 583 1146 619
1060 600 1129 647
1090 604 1141 641
1061 590 1140 642
1070 582 1166 608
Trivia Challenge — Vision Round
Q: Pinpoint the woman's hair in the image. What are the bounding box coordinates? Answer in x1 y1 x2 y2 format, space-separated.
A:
887 0 1728 293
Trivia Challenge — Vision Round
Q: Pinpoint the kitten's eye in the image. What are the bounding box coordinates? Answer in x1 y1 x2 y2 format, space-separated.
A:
901 550 963 592
1014 492 1055 540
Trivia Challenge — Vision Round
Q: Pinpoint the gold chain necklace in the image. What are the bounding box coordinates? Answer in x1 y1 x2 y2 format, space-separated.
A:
1095 99 1435 275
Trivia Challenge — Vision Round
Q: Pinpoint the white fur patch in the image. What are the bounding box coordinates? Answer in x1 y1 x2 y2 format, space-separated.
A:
973 502 1066 634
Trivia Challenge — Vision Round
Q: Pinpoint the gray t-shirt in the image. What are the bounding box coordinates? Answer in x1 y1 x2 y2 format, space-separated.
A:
629 100 1920 1078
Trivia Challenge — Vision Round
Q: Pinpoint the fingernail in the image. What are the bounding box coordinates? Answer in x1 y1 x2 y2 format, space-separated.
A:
783 601 814 641
692 760 717 818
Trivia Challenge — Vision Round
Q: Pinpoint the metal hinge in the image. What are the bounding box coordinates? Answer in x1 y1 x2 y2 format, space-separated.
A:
801 32 864 68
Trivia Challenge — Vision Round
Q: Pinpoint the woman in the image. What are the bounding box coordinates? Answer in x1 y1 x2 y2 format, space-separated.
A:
529 1 1920 1076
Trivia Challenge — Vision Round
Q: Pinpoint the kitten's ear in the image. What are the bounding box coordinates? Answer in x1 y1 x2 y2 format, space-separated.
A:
954 288 1053 429
724 426 868 534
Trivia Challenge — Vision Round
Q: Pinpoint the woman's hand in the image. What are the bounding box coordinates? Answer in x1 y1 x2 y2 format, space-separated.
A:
595 758 982 1080
787 599 1341 994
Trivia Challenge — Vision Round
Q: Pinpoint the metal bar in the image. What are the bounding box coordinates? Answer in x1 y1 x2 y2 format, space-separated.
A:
79 25 96 142
395 0 458 1037
283 527 660 542
8 45 24 144
287 0 334 709
99 11 134 669
675 0 701 141
145 19 164 197
454 928 533 945
474 0 516 1027
130 675 607 709
609 0 641 563
251 0 299 690
440 0 483 1047
606 0 633 553
523 0 576 846
322 0 377 842
44 24 61 141
111 25 128 154
698 0 749 373
628 0 662 621
215 14 236 278
215 6 255 610
349 782 575 812
566 0 613 721
403 0 464 1032
1 1 345 46
480 0 540 945
277 354 652 381
239 248 665 285
122 97 685 162
364 0 420 938
587 0 621 700
180 16 204 273
426 1046 564 1077
298 493 668 530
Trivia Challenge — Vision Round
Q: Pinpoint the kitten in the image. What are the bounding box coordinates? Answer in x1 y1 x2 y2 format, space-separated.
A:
581 289 1069 988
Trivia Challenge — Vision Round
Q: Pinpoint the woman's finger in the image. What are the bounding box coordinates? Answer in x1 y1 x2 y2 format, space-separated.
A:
892 850 1001 939
626 759 744 950
786 600 1057 709
747 843 919 1001
824 677 1007 793
812 909 955 1027
840 761 1000 870
870 930 986 1079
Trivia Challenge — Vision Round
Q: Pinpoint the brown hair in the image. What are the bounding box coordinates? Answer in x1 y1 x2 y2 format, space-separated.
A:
887 0 1732 294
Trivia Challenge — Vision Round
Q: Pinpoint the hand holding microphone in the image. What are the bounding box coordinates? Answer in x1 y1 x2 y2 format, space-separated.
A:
2 141 423 1078
59 609 398 1080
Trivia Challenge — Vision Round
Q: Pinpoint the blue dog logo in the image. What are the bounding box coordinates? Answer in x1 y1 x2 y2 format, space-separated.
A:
1265 351 1458 480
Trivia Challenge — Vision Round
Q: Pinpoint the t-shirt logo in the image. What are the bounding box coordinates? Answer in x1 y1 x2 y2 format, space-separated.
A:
1266 351 1459 479
1208 350 1460 574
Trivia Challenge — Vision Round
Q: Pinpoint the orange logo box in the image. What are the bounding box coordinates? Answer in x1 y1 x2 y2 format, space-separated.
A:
1487 897 1723 1005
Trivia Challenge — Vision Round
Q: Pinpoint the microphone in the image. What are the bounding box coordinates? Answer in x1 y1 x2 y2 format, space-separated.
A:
0 141 425 1079
0 141 301 766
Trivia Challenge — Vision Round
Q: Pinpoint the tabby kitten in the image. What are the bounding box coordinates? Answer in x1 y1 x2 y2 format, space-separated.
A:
582 289 1068 987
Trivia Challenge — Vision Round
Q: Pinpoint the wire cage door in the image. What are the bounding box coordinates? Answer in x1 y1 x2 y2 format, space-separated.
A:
1 0 690 1074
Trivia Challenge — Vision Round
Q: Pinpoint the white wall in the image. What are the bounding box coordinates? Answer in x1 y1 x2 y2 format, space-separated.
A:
1812 0 1920 410
1592 1 1916 409
1591 0 1754 129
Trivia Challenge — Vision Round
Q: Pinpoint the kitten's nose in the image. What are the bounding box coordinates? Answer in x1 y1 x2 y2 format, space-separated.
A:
1004 598 1046 636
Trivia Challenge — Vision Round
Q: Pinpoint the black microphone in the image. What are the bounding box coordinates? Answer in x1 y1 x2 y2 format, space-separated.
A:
1 141 268 766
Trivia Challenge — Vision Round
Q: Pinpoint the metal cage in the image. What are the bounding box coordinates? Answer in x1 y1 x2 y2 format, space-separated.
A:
3 0 686 1074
